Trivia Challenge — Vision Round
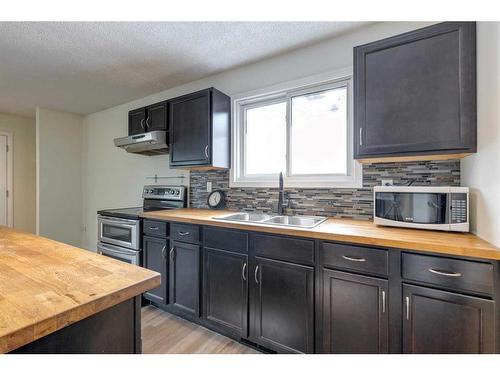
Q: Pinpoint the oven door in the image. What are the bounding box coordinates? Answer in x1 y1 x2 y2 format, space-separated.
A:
97 242 141 266
97 215 140 250
375 192 449 225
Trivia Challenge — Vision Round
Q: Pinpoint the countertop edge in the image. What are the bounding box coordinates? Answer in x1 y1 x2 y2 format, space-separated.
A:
140 210 500 261
1 273 160 353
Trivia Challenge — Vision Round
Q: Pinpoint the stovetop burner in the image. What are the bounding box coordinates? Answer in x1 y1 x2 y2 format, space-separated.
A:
97 185 187 220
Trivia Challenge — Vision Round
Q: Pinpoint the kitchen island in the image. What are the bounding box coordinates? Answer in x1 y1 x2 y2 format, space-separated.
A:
0 227 160 354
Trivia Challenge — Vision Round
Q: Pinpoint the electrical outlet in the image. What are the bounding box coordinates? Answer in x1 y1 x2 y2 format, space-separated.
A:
381 179 393 186
206 181 212 192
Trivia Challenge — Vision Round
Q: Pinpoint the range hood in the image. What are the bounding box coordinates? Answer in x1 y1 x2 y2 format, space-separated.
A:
114 131 168 156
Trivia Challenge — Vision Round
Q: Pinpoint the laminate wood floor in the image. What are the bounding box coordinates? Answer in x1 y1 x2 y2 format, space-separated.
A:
141 305 259 354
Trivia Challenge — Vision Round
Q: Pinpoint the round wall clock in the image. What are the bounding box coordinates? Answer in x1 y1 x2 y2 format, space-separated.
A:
207 190 226 209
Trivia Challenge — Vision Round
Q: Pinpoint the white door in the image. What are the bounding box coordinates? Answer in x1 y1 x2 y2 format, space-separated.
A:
0 135 7 226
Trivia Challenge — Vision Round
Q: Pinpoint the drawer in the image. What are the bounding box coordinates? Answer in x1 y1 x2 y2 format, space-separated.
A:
321 242 388 276
250 234 314 265
143 219 168 238
402 252 494 296
204 227 248 253
170 223 200 244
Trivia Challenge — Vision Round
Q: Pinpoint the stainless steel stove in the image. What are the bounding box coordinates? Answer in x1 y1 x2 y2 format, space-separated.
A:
97 185 187 265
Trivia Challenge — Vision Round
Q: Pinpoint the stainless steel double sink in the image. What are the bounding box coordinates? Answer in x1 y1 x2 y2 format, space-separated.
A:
214 212 327 228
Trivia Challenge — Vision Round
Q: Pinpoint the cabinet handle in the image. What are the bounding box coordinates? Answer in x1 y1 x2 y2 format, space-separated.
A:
359 128 363 146
140 118 145 130
178 231 190 236
149 226 159 230
161 245 167 259
405 296 410 321
342 255 366 262
145 117 150 128
254 265 260 284
170 247 175 260
428 268 462 277
242 262 247 281
204 145 209 158
382 290 386 313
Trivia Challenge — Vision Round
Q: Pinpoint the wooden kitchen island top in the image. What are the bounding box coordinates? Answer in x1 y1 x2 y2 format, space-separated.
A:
141 208 500 261
0 227 160 353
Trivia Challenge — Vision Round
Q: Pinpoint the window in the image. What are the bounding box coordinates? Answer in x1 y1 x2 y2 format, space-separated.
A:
231 71 361 188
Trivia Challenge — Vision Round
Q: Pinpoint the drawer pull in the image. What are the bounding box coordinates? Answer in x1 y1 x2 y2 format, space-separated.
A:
342 255 366 262
428 268 462 277
148 226 159 230
178 231 190 236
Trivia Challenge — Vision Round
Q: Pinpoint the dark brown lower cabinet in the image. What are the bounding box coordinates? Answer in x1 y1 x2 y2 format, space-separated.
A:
203 247 248 338
322 269 388 353
169 240 200 317
403 284 495 353
250 257 314 354
143 236 168 305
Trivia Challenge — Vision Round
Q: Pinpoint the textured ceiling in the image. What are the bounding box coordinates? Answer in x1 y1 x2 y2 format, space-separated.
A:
0 22 369 117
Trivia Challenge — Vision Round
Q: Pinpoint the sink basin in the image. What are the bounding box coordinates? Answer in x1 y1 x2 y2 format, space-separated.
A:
216 212 273 222
263 215 327 228
214 213 327 228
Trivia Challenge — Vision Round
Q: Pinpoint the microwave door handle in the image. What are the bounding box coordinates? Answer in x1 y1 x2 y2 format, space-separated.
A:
99 218 137 229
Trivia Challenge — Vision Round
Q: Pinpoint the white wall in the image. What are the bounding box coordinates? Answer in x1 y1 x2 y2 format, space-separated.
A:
37 107 84 246
461 22 500 247
0 113 36 233
82 22 436 250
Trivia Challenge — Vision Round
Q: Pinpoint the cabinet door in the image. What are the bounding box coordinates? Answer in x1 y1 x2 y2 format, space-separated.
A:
250 257 314 353
146 102 167 132
143 236 167 305
403 284 495 353
129 108 146 135
169 241 200 317
354 22 476 159
203 248 248 338
322 269 388 353
169 89 211 166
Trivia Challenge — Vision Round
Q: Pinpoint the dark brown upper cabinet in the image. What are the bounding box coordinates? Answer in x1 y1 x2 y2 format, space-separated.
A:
169 88 230 170
354 22 476 163
128 101 168 136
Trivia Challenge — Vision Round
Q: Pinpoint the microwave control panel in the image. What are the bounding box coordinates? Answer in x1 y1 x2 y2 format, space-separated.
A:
450 193 468 223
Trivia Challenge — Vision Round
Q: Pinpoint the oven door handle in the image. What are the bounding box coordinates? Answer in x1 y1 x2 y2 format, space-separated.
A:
98 215 139 225
98 243 137 257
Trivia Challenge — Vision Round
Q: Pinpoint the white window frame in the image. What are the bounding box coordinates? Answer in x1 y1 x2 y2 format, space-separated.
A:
231 68 362 188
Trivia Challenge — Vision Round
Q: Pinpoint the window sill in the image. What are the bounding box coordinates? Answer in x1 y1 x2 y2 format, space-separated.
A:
229 174 363 189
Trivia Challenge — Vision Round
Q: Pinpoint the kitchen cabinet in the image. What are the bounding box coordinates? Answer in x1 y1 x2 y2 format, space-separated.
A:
169 88 230 169
203 247 248 339
250 256 314 354
403 284 495 353
128 101 168 136
169 240 201 317
129 108 146 135
139 218 500 354
353 22 476 162
142 236 168 305
145 102 168 132
322 269 388 353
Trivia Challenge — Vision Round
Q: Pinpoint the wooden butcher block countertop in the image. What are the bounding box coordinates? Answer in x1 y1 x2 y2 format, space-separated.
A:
0 227 160 353
141 208 500 261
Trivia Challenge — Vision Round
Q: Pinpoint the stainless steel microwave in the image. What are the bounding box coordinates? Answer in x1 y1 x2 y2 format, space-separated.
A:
373 186 469 232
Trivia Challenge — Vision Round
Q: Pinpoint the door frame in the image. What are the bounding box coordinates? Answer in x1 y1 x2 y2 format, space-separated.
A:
0 131 13 227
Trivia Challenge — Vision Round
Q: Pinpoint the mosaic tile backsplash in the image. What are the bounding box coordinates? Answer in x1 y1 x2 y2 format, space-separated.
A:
189 160 461 220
